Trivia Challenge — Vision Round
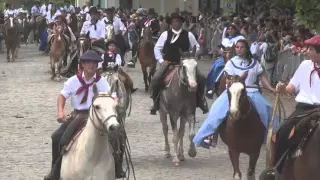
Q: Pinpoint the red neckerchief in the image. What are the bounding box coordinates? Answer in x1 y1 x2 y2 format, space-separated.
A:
75 72 101 104
310 62 320 87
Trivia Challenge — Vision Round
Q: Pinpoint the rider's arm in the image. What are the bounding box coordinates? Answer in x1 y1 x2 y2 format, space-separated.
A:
118 19 125 32
154 31 168 64
98 21 106 40
115 54 122 66
188 31 200 53
57 95 66 116
80 21 89 36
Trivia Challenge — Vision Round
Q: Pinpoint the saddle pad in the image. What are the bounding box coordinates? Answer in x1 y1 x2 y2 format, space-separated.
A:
63 125 86 152
164 66 179 87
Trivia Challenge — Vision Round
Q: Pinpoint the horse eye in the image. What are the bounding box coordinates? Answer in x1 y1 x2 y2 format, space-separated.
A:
94 105 101 109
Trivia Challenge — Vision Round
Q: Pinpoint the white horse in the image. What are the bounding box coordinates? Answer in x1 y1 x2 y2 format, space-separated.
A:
60 84 119 180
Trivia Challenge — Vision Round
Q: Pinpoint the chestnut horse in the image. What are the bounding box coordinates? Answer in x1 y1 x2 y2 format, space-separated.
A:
218 76 265 180
138 27 157 92
4 16 20 62
50 25 67 81
260 110 320 180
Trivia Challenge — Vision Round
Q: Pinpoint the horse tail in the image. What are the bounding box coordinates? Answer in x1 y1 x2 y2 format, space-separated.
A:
127 90 132 117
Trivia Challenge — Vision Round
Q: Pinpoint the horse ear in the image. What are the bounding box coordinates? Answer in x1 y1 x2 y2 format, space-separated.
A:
93 83 99 97
239 71 248 82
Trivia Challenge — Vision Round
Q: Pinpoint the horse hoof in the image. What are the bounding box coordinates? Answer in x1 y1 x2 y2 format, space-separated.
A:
164 153 171 158
188 148 197 158
178 154 185 161
173 162 180 167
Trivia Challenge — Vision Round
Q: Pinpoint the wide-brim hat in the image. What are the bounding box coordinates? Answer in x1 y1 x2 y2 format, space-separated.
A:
79 50 103 62
105 40 118 48
105 8 114 13
88 7 100 14
169 12 184 23
304 35 320 46
148 8 156 15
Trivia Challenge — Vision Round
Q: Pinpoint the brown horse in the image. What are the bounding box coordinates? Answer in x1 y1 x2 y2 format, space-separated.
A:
260 110 320 180
4 16 20 62
218 76 265 180
67 13 78 37
138 27 157 92
50 25 67 81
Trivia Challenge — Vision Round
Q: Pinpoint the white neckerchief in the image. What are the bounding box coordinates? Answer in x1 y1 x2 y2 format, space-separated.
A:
171 28 182 43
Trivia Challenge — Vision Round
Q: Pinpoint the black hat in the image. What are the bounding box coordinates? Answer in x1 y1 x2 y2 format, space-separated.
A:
169 12 184 22
105 8 113 13
148 8 156 15
34 1 40 4
79 50 103 62
88 7 100 14
105 40 118 48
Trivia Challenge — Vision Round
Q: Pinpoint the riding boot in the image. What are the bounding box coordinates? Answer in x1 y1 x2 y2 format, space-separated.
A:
196 73 209 114
44 139 61 180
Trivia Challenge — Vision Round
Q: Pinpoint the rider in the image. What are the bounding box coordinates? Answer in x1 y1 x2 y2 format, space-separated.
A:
80 6 106 54
64 0 75 14
4 4 17 18
127 8 160 67
31 1 42 19
102 8 126 65
261 35 320 179
43 50 109 180
150 12 208 115
193 39 277 148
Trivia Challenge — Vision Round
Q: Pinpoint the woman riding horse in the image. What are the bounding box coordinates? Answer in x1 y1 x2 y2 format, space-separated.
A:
193 39 278 148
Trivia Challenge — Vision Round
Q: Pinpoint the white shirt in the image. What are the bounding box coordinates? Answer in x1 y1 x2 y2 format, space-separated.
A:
31 6 41 16
102 16 125 33
60 72 110 110
290 60 320 105
40 4 47 16
46 11 61 23
80 20 106 39
224 56 264 92
154 30 200 64
84 6 91 21
250 41 259 56
4 9 17 17
64 5 75 13
221 35 245 47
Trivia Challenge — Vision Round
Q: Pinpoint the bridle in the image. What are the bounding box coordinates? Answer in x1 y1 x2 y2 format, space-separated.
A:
89 94 118 136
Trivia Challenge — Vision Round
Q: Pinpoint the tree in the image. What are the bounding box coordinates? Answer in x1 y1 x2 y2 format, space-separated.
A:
268 0 320 31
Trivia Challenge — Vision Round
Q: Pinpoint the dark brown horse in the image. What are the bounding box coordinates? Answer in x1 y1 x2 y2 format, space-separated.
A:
138 27 157 92
260 110 320 180
218 76 265 180
4 16 20 62
67 13 78 37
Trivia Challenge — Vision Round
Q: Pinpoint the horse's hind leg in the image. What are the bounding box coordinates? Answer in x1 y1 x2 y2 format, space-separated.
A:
160 109 170 158
247 152 260 180
187 114 197 158
148 64 156 86
170 115 180 167
50 58 55 80
228 149 242 180
6 48 10 62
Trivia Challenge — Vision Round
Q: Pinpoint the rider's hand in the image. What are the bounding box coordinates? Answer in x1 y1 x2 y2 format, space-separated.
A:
57 111 66 123
161 60 168 66
276 82 286 93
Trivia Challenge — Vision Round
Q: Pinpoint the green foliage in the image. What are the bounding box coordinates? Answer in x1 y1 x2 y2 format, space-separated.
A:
268 0 320 30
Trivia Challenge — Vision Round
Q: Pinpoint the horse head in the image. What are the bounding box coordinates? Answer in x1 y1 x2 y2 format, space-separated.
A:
5 16 18 29
226 79 248 120
179 58 198 92
105 24 114 40
91 83 120 133
78 37 90 56
143 27 152 41
55 25 64 41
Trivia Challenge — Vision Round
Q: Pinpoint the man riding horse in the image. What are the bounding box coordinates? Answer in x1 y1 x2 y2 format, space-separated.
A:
127 8 160 67
102 8 127 66
43 50 110 180
260 35 320 180
150 12 208 115
80 6 106 54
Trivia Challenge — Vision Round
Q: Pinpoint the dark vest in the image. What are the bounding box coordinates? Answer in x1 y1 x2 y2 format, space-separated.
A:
162 29 190 63
102 52 117 70
150 20 160 36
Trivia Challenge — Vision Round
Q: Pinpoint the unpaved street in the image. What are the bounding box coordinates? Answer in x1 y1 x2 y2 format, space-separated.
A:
0 45 296 180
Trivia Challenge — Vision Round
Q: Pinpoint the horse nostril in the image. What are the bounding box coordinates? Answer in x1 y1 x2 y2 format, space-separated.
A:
108 124 119 132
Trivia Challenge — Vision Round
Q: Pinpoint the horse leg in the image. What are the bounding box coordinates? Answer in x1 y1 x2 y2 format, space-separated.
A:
7 47 10 62
141 65 149 92
55 61 61 81
178 116 186 161
170 115 180 167
11 47 15 62
187 114 197 158
148 65 156 86
228 149 242 180
159 109 170 158
50 57 55 80
247 152 260 180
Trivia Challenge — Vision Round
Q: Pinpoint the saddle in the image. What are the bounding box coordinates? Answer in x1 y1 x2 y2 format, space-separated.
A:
164 65 179 87
273 108 320 172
